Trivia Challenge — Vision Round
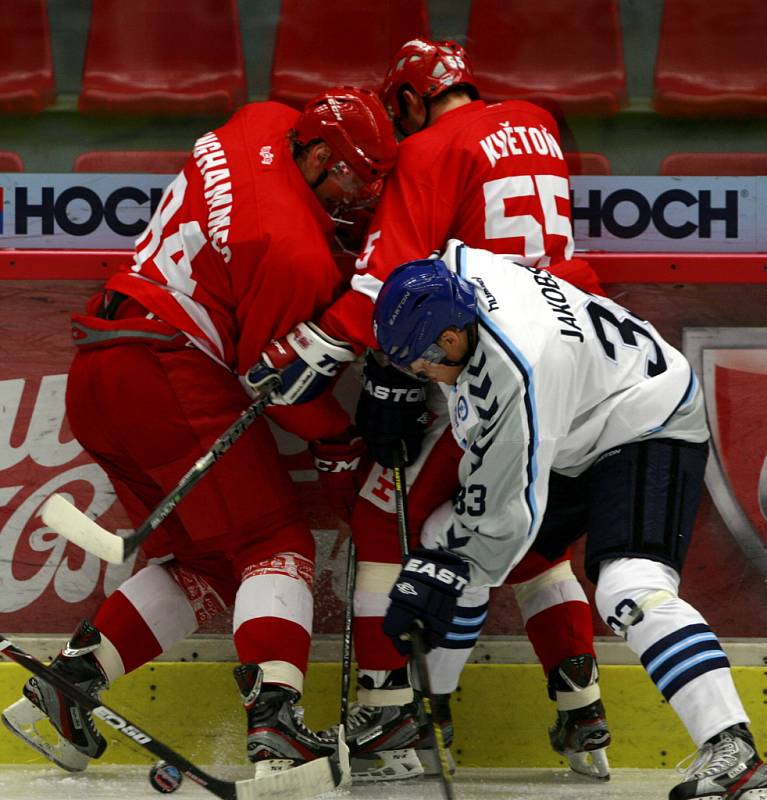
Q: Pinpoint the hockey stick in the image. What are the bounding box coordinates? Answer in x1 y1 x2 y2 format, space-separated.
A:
41 377 280 565
391 445 457 800
339 538 356 727
0 634 349 800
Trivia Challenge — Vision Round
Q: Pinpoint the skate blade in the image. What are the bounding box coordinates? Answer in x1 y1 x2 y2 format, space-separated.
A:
416 745 456 778
567 747 610 780
2 697 90 773
351 748 425 782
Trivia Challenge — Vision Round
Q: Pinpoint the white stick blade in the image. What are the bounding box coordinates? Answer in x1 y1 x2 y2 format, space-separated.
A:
234 756 340 800
41 494 126 564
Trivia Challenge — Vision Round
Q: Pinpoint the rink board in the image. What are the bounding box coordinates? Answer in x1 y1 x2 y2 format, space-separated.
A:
0 662 764 770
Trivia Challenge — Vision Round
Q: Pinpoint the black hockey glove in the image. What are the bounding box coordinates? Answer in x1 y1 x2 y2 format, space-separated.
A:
383 548 470 656
355 352 430 468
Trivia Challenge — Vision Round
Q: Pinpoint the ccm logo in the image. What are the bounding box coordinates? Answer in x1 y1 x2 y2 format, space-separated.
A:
314 457 360 473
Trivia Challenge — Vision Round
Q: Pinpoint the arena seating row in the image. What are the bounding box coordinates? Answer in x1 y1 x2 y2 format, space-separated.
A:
3 150 767 176
2 0 766 117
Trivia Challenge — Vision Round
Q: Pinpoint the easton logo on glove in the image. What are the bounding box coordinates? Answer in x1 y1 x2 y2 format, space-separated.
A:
402 556 469 593
362 380 426 404
394 581 419 596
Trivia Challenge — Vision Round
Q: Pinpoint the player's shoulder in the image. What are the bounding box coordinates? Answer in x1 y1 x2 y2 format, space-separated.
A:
485 99 558 126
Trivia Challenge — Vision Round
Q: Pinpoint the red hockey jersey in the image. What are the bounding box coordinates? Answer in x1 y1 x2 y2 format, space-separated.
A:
106 102 343 375
320 99 599 349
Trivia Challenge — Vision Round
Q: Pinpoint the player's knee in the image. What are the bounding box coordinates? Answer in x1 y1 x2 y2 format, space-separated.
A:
512 559 587 622
595 557 680 638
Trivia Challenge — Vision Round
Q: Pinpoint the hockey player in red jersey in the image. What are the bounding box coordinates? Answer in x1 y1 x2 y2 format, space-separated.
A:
2 88 396 778
247 40 610 781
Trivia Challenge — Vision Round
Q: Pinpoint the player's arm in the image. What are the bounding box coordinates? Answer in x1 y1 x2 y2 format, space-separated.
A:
445 365 542 586
320 161 453 347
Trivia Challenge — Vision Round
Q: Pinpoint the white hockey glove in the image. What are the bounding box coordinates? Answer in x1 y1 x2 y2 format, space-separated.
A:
246 322 356 405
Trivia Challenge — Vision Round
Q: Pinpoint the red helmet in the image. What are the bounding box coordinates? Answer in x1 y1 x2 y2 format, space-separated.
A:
380 39 478 120
294 86 397 184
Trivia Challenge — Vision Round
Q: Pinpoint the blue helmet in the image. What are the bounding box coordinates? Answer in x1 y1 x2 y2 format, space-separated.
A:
374 258 477 367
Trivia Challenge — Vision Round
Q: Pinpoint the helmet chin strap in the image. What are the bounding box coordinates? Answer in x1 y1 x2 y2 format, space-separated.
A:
309 169 328 190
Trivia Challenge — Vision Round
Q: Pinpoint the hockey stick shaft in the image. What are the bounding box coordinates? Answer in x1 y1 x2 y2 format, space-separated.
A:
121 377 280 559
43 377 280 564
340 538 356 728
391 445 456 800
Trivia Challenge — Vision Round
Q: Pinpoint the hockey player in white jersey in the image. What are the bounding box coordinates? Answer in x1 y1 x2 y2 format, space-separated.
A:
372 240 767 800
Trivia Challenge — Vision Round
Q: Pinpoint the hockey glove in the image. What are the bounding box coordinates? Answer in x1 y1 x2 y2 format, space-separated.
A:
246 322 356 405
309 430 370 523
383 548 470 655
355 352 430 468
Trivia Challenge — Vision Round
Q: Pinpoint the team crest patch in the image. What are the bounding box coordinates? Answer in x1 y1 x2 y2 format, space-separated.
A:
684 327 767 576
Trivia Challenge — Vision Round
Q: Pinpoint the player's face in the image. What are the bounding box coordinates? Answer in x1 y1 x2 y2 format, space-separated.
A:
405 329 469 385
315 160 368 212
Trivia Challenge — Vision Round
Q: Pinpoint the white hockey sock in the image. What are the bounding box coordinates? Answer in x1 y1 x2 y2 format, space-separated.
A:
421 584 490 695
596 558 748 745
233 552 314 694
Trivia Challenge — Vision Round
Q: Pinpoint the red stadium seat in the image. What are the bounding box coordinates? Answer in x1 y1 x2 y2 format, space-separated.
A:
0 0 55 114
660 152 767 176
73 150 189 173
467 0 627 116
565 152 612 175
79 0 247 115
0 151 24 172
269 0 430 108
654 1 767 117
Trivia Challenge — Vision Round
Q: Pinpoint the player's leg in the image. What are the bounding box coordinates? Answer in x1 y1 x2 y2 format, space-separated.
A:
589 439 767 799
152 349 342 775
334 422 458 780
2 345 234 771
521 472 610 778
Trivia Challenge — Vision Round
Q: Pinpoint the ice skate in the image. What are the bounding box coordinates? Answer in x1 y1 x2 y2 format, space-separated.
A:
318 668 423 783
341 700 424 782
670 724 767 800
234 663 349 783
414 690 457 777
548 654 611 780
1 620 108 772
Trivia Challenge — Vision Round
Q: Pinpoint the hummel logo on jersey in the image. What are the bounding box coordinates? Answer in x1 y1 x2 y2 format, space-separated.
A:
259 146 274 165
395 581 418 596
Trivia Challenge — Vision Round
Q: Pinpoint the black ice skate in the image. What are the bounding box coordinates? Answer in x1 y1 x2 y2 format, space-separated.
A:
341 699 423 781
317 667 423 783
234 663 348 781
670 724 767 800
548 653 611 780
413 690 457 777
1 619 108 772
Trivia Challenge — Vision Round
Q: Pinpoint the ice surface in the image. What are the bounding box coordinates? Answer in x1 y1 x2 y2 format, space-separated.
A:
0 765 678 800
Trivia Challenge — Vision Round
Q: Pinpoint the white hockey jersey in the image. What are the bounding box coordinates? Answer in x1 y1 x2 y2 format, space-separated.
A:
436 240 709 587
